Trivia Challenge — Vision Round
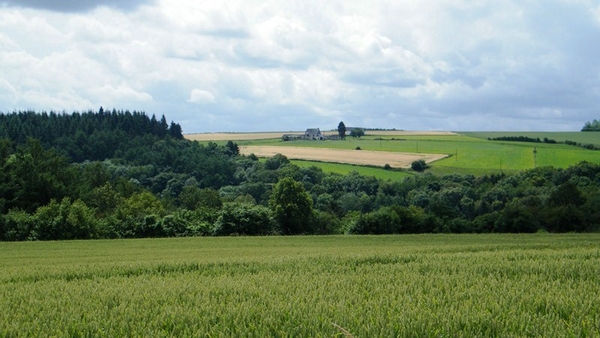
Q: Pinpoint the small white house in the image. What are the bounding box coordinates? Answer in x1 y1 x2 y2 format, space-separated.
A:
303 128 323 140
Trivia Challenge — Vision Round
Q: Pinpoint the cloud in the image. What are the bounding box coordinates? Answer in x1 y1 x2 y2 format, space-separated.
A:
188 89 215 104
0 0 599 132
0 0 154 12
90 84 153 102
0 78 17 105
593 6 600 25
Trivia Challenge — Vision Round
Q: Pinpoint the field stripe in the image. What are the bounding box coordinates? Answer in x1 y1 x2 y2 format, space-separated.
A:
240 146 448 168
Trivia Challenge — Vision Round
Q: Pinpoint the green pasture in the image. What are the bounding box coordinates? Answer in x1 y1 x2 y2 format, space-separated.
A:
463 131 600 146
197 132 600 176
290 160 411 181
237 133 600 176
1 235 599 337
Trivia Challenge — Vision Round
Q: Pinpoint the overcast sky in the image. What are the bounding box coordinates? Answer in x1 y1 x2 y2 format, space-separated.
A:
1 0 599 132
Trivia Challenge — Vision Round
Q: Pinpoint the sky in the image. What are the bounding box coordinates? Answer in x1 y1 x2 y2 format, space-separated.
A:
1 0 599 133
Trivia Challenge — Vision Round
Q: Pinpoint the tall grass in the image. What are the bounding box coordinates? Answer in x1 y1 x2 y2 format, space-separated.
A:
1 235 599 337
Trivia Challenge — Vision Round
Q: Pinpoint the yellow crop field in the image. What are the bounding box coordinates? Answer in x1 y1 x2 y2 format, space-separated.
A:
240 145 448 168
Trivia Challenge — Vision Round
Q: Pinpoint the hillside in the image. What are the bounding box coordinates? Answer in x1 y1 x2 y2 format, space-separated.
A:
1 112 600 240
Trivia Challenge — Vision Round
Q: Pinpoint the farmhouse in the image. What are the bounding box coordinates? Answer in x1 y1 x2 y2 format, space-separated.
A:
304 128 324 140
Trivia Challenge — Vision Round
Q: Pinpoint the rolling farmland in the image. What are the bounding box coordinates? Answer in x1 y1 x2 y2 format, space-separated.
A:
463 131 600 146
187 131 600 176
1 235 599 337
185 130 456 141
240 145 448 169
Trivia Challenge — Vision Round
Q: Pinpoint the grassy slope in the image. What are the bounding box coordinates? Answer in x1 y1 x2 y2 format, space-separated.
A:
239 133 600 176
1 235 599 337
197 132 600 176
463 131 600 146
290 160 412 181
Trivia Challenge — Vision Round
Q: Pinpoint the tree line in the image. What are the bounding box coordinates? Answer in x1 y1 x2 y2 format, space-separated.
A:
489 135 599 151
0 108 183 162
1 110 599 240
488 136 557 144
582 119 600 131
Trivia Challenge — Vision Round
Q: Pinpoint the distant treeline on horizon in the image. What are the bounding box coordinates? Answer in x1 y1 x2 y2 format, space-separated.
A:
0 109 183 162
582 119 600 132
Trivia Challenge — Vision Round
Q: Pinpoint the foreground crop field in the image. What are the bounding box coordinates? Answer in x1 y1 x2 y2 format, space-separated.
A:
2 235 599 337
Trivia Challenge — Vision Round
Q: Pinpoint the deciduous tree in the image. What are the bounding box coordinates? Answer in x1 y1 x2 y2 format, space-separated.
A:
269 177 313 234
350 128 364 138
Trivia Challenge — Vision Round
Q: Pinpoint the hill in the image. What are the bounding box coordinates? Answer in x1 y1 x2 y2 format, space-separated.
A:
2 113 600 240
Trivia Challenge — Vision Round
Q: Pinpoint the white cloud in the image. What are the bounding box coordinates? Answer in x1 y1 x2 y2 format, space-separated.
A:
188 89 215 104
592 6 600 25
0 78 17 106
0 32 18 51
158 0 250 37
90 84 153 102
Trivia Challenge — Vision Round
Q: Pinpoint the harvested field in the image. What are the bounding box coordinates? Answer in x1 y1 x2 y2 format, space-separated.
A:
240 146 448 168
185 132 287 141
364 130 456 136
185 131 456 141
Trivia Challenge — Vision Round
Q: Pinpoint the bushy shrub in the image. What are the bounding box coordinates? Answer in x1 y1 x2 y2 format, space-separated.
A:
310 210 342 235
349 207 401 234
411 160 428 172
1 209 35 241
213 203 275 236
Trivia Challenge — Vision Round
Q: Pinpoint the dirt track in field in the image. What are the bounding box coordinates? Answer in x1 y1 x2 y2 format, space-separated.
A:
240 146 448 169
185 130 456 141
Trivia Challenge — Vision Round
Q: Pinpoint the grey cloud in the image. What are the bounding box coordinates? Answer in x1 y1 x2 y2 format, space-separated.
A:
1 0 153 12
227 44 313 70
342 69 425 88
431 71 485 90
175 101 320 133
